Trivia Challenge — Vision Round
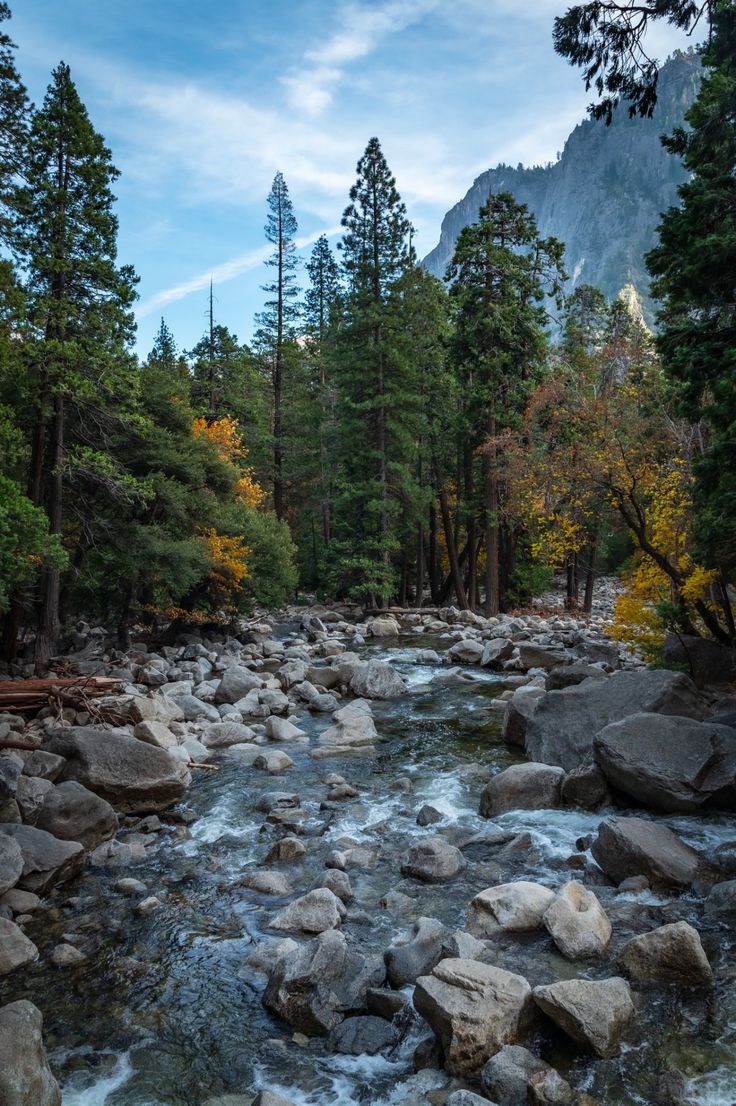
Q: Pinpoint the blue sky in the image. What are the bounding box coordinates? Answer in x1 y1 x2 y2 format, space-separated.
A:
10 1 688 356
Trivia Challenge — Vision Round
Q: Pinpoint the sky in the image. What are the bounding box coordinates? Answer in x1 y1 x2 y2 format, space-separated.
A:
9 0 690 356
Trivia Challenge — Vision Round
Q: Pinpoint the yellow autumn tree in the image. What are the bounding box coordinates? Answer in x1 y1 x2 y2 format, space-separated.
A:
192 416 265 508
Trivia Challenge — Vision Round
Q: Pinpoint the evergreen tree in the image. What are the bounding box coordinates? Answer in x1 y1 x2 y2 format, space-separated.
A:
647 0 736 610
447 192 565 614
13 62 138 665
303 234 341 558
255 171 300 520
330 137 416 603
0 2 28 246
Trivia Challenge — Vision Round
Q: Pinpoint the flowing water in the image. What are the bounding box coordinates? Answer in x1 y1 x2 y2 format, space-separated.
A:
4 634 736 1106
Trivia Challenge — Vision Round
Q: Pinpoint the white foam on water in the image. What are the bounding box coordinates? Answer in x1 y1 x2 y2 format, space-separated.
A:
61 1052 135 1106
252 1055 446 1106
687 1066 736 1105
492 807 603 863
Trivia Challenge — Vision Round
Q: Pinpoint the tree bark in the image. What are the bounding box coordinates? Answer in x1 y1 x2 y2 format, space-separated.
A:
484 415 500 616
35 391 64 669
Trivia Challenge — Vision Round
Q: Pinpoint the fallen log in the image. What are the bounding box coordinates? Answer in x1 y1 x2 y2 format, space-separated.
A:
0 675 121 715
0 738 40 751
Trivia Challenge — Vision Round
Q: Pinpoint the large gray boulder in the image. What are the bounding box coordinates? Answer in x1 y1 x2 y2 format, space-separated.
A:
0 824 83 893
0 834 23 895
481 638 514 667
214 664 262 703
447 639 484 664
468 882 555 937
262 929 384 1035
413 958 533 1075
594 713 736 812
479 763 564 818
384 916 447 987
328 1014 394 1055
201 721 257 749
662 633 736 687
47 727 190 813
533 977 634 1058
349 661 407 700
34 781 117 850
591 817 703 890
0 1001 61 1106
0 917 39 975
543 881 611 959
704 879 736 921
400 836 467 883
618 921 714 986
501 685 546 748
525 669 706 770
517 644 568 671
481 1044 553 1105
268 888 346 934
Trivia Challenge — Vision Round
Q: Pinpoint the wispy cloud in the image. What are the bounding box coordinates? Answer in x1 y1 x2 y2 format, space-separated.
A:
137 226 341 318
282 0 442 117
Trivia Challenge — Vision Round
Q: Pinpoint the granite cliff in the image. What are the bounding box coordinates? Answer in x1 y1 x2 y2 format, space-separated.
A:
423 52 701 320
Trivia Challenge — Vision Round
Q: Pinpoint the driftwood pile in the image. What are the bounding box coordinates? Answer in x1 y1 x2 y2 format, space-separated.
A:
0 676 121 748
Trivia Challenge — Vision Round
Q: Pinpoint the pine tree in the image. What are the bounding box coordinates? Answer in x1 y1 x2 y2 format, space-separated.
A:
330 137 416 603
447 191 565 614
15 62 138 666
304 234 341 552
255 171 299 521
0 2 28 246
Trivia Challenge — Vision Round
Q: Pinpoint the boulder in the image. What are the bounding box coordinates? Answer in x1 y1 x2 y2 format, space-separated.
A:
366 987 408 1020
0 834 23 895
532 977 634 1058
481 638 514 667
328 1014 394 1055
384 916 447 987
242 871 292 896
0 824 83 893
479 763 565 818
264 836 306 863
594 713 736 812
349 661 407 700
662 633 736 687
201 721 257 749
704 879 736 921
0 917 38 975
265 717 307 743
132 720 178 750
591 817 703 890
0 888 40 914
214 665 262 703
47 727 190 813
268 888 345 934
546 662 607 691
416 803 443 826
121 692 184 726
501 685 546 748
19 750 65 781
171 694 220 723
518 644 568 671
481 1044 551 1105
560 763 611 811
368 617 401 638
528 1068 574 1105
468 882 555 937
400 836 467 883
618 921 714 986
445 1092 490 1106
318 702 377 750
253 749 294 774
0 757 21 800
447 639 484 664
262 929 384 1035
15 776 53 823
34 781 117 850
0 1000 61 1106
543 881 611 959
525 669 707 771
413 958 534 1075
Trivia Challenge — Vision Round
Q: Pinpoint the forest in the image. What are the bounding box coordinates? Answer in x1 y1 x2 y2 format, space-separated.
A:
0 0 734 670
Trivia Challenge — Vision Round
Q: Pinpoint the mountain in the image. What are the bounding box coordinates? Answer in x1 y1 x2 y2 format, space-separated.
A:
423 52 701 320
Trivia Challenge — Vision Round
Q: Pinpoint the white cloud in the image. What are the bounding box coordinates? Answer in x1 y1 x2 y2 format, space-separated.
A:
137 226 342 318
282 0 442 117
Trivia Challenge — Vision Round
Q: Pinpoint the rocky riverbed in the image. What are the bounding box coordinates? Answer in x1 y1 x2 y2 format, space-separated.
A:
1 594 735 1106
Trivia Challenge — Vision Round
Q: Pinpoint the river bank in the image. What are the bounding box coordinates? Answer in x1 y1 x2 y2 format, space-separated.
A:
1 590 735 1106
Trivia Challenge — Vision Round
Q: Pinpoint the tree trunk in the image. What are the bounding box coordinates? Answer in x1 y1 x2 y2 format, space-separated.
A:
428 504 440 604
35 392 64 669
484 415 500 616
582 532 599 614
435 461 468 609
415 524 424 607
565 552 579 610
